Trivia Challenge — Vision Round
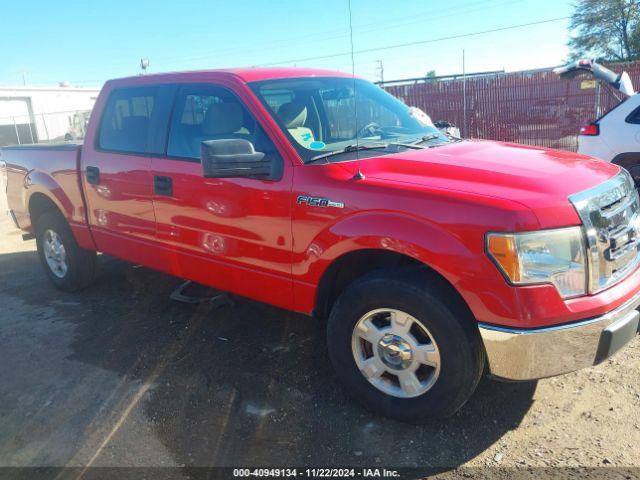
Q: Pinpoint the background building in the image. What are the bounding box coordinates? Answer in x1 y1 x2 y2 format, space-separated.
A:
0 85 99 146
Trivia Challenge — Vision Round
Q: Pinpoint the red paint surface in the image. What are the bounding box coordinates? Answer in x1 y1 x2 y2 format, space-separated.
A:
2 68 638 329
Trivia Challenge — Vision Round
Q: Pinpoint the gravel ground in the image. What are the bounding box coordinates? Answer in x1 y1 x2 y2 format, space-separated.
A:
0 196 639 478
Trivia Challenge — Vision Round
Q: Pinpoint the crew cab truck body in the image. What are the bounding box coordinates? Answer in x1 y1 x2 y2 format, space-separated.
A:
2 68 640 422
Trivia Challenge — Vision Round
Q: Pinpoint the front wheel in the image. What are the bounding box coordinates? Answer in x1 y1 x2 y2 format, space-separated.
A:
35 211 97 291
326 271 485 422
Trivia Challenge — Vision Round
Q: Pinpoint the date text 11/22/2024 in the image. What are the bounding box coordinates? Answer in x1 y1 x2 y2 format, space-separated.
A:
233 468 400 477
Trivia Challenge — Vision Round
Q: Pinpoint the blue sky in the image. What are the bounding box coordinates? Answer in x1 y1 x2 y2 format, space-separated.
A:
2 0 573 87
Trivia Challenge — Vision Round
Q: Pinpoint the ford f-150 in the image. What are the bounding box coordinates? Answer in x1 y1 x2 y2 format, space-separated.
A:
2 68 639 422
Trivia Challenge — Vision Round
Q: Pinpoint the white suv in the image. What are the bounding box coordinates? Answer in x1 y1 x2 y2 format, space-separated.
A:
578 94 640 177
555 60 640 181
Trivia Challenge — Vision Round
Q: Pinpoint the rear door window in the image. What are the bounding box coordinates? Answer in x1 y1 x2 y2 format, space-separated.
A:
98 86 172 155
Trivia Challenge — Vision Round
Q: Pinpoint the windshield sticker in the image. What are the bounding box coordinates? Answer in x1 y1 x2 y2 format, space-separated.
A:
309 141 326 150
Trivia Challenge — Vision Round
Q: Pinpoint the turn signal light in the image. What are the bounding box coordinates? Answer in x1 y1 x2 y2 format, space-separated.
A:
579 123 599 136
487 234 520 281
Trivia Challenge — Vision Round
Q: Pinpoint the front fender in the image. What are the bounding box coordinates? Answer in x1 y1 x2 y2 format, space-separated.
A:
293 211 502 316
293 208 543 326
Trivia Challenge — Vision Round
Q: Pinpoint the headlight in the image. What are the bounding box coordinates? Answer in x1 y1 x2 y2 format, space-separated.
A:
486 227 587 298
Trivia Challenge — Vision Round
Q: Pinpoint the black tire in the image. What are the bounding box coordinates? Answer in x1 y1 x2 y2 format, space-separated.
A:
34 211 97 291
326 269 485 422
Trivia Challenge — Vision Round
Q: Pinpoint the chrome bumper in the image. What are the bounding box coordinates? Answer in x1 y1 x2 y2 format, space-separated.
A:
479 291 640 381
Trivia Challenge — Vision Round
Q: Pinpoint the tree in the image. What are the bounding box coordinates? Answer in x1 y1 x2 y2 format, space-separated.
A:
569 0 640 61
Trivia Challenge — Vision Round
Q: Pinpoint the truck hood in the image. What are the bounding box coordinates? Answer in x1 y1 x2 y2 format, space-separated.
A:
361 140 620 228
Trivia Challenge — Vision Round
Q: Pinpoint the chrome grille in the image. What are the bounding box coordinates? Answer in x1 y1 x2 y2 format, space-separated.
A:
569 170 640 294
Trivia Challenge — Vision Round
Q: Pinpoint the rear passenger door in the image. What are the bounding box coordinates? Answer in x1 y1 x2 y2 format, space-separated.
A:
149 83 294 308
82 85 174 253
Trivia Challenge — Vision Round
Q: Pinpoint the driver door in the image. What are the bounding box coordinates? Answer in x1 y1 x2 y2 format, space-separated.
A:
150 83 294 309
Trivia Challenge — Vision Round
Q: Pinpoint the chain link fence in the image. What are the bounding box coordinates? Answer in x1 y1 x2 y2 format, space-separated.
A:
0 110 92 147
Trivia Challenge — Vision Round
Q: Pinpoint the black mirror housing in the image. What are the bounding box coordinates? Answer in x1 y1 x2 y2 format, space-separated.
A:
201 139 274 179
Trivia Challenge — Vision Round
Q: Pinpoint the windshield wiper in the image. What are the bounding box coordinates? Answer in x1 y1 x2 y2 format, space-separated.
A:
307 141 425 164
410 133 441 145
439 131 464 142
308 143 389 163
408 132 464 147
412 132 464 145
389 141 426 149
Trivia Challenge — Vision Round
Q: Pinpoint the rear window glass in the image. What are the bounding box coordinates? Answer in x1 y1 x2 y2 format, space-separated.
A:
319 88 400 141
626 105 640 124
261 89 295 112
594 96 629 123
98 87 161 154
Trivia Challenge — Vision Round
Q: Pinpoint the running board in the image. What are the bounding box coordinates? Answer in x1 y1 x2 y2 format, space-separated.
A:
170 280 234 308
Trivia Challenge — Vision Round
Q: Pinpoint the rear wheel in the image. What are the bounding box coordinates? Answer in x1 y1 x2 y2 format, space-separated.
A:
35 211 96 291
326 270 484 422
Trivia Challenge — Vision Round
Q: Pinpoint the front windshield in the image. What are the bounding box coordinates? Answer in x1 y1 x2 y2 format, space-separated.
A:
249 77 450 163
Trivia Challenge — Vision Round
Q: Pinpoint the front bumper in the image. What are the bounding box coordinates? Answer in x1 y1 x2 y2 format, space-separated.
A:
479 290 640 381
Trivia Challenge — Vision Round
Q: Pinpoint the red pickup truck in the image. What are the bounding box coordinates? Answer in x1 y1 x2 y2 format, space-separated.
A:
2 68 640 422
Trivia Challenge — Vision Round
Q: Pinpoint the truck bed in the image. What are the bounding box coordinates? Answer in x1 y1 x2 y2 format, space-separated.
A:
1 142 85 233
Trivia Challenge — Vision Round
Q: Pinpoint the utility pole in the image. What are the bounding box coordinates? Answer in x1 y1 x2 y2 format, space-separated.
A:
18 70 28 86
462 49 467 138
376 60 384 84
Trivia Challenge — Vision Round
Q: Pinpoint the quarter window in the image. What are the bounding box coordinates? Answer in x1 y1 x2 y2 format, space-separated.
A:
626 105 640 124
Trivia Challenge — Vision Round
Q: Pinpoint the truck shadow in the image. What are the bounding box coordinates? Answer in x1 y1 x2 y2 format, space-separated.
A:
1 251 536 470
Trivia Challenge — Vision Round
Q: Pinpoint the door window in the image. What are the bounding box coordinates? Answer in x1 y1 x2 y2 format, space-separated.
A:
167 85 280 164
98 86 171 155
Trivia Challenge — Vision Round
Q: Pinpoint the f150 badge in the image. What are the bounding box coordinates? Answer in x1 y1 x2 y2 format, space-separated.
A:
297 194 344 209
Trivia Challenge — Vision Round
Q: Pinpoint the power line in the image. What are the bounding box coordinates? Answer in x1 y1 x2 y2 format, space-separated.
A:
98 0 523 70
50 15 570 86
260 16 570 67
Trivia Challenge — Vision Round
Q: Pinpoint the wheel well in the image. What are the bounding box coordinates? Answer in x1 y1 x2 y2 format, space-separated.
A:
28 193 60 228
314 249 471 321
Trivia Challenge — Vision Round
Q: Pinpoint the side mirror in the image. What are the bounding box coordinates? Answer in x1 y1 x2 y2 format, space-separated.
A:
201 139 273 179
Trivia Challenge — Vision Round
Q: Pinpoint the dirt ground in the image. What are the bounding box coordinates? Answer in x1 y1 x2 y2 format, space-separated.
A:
0 193 639 478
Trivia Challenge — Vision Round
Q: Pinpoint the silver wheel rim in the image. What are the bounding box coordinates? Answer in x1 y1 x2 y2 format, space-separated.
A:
43 229 68 278
351 308 441 398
